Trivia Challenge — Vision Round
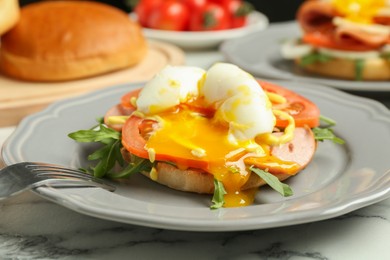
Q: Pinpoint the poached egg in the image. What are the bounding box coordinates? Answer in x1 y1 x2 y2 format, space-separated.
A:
135 63 290 207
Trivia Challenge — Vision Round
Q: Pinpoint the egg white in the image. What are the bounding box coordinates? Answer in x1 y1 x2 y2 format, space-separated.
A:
201 63 275 143
200 63 265 105
136 66 206 114
136 63 276 148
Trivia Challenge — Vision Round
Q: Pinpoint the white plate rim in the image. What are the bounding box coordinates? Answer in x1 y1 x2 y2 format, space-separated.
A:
220 21 390 92
2 81 390 231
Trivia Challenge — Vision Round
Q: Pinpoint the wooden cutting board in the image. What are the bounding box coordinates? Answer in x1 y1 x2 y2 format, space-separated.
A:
0 41 185 127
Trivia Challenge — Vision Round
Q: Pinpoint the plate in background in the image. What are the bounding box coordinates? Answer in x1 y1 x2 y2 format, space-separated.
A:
220 21 390 92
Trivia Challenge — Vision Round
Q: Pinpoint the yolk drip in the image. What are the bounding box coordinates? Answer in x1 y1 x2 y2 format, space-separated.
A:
332 0 385 23
145 107 261 207
144 106 297 208
146 108 241 169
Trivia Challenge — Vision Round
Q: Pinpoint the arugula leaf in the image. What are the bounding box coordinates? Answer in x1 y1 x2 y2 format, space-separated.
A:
250 166 293 197
69 121 154 179
68 124 120 143
312 127 345 144
68 124 123 178
313 115 345 144
210 179 227 209
319 115 336 127
354 59 364 81
300 52 331 67
91 139 123 178
380 52 390 61
108 155 153 179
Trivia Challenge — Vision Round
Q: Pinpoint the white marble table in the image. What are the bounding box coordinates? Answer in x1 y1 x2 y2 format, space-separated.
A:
1 50 389 259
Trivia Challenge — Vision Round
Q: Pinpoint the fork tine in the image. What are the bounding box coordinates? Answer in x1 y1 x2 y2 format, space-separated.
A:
0 162 116 200
26 163 93 178
34 172 110 184
31 178 116 192
25 162 116 191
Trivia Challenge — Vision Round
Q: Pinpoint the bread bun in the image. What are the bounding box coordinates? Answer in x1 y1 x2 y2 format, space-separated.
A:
140 162 293 194
295 57 390 81
0 0 20 35
0 1 147 81
121 127 316 194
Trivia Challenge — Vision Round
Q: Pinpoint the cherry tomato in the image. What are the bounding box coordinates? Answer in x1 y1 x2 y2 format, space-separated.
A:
147 1 190 31
224 0 253 28
134 0 163 27
189 3 230 31
208 0 232 5
182 0 207 12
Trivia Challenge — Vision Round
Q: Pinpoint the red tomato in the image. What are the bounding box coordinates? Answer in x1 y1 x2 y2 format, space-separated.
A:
122 115 209 170
258 81 320 128
208 0 232 5
147 1 190 31
134 0 163 27
182 0 207 12
302 31 380 51
224 0 253 28
120 81 321 169
189 3 230 31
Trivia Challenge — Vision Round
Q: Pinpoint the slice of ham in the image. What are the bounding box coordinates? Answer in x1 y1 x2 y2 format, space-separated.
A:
270 127 316 170
374 15 390 26
297 0 390 49
296 0 337 33
335 25 389 48
104 103 135 131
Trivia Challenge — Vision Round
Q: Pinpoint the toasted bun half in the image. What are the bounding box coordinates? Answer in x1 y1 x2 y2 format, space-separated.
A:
0 0 20 35
122 127 316 194
295 57 390 81
0 1 147 81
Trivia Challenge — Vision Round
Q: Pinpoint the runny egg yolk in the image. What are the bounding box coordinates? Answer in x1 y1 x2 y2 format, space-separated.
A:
332 0 385 23
135 63 297 208
145 106 261 207
143 103 298 208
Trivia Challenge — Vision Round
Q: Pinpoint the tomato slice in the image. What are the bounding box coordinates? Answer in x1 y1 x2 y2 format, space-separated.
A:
302 31 379 51
121 81 320 167
258 81 320 128
121 115 209 169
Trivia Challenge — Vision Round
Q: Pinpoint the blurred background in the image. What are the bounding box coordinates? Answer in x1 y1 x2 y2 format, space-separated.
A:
18 0 304 23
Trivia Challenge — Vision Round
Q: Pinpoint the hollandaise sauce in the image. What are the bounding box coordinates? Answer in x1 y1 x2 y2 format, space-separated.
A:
144 105 296 208
332 0 385 23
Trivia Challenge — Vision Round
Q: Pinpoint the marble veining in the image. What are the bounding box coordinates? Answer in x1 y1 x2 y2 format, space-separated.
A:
0 191 389 259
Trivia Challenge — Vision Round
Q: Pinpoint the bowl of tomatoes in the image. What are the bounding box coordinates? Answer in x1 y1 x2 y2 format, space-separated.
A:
131 0 269 49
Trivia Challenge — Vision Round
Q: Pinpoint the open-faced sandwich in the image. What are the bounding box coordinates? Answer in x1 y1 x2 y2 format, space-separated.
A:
281 0 390 81
69 63 343 209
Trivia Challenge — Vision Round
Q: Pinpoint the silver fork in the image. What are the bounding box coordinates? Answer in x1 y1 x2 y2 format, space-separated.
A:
0 162 116 200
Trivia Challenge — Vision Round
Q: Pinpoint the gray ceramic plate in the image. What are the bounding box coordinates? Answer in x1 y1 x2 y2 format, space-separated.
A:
2 81 390 231
220 21 390 92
